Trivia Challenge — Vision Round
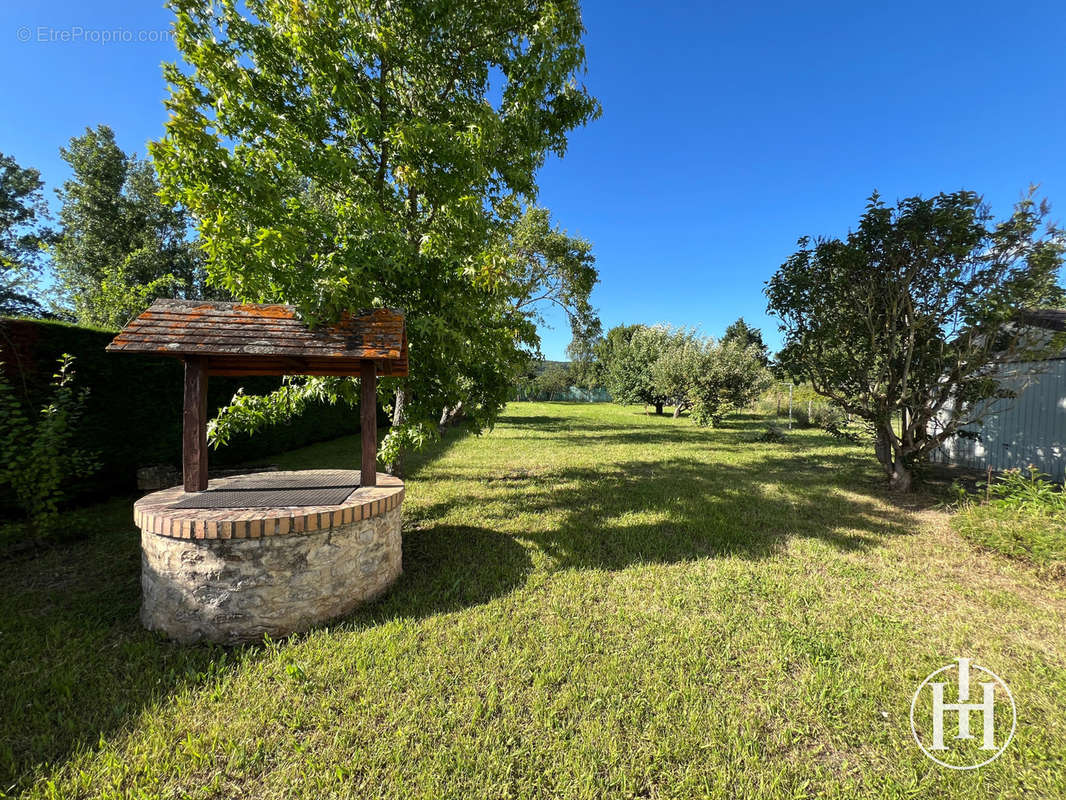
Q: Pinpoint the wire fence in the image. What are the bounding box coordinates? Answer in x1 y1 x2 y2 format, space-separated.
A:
513 385 611 403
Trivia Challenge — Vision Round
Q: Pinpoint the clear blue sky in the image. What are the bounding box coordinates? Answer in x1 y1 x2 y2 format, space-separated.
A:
3 1 1065 358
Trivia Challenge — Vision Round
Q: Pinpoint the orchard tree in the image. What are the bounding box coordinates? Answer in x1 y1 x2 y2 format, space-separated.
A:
648 329 770 422
647 326 701 416
0 153 52 316
603 324 673 413
766 190 1065 491
51 125 203 328
536 363 572 400
153 0 600 467
687 339 772 426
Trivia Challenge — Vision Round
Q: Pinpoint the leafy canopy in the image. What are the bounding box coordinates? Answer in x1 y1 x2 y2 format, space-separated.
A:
0 152 51 316
51 125 204 328
602 323 770 421
602 324 673 412
722 317 770 367
766 189 1066 490
153 0 600 462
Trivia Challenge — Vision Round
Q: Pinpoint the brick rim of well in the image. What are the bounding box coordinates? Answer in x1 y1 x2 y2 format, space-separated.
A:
134 470 403 541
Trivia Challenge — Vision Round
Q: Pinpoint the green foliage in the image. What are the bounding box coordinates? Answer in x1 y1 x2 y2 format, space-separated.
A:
0 355 99 536
565 315 604 391
647 325 702 412
208 378 361 450
766 189 1066 490
722 317 770 366
687 339 772 426
0 152 52 316
602 324 673 411
603 324 771 421
534 362 573 400
153 0 600 465
503 207 600 346
981 466 1066 512
953 468 1066 574
949 467 1066 572
50 125 205 328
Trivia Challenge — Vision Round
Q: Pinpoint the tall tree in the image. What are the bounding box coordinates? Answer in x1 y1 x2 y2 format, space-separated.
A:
154 0 600 466
566 316 604 391
0 153 51 316
722 317 770 366
51 125 203 328
766 190 1065 491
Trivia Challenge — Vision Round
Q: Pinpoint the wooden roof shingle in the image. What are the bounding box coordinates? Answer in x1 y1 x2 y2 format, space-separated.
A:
106 299 408 377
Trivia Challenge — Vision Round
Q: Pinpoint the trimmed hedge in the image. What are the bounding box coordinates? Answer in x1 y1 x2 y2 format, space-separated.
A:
0 317 371 509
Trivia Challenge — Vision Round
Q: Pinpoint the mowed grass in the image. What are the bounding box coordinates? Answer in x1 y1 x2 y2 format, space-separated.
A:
2 402 1065 799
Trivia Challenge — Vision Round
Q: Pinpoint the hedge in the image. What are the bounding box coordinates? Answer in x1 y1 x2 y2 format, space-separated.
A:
0 317 374 510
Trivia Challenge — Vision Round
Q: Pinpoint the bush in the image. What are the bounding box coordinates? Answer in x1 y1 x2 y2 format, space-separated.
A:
951 466 1066 577
983 466 1066 512
752 423 788 443
0 354 100 537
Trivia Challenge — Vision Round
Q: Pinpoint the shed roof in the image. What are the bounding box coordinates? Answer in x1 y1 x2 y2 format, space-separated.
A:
106 299 408 377
1019 309 1066 333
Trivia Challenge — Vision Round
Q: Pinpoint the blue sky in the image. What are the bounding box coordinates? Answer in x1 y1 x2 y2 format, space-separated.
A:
3 1 1065 358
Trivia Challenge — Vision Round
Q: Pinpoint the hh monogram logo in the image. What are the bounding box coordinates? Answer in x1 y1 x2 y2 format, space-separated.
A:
910 658 1016 770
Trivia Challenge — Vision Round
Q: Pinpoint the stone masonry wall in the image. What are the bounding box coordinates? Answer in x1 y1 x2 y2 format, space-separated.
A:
141 505 402 644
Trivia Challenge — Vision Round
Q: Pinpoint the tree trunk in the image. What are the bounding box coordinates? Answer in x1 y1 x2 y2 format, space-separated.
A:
876 423 914 491
672 405 682 418
386 385 406 477
888 459 913 492
654 402 663 415
439 401 464 432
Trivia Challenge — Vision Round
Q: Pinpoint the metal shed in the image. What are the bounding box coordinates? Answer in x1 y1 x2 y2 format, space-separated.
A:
929 310 1066 481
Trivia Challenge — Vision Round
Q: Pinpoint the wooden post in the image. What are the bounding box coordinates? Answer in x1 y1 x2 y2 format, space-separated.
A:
183 356 209 492
361 359 377 487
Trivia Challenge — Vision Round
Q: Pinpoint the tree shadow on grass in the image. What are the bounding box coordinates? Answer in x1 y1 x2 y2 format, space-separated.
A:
414 450 918 573
0 513 263 794
354 524 533 622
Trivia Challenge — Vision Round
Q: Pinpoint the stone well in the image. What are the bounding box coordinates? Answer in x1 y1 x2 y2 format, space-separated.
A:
134 470 403 644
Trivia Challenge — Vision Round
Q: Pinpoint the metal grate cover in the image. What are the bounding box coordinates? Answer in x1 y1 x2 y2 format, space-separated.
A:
170 472 359 509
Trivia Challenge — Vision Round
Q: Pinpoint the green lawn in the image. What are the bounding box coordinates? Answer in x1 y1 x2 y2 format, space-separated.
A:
2 403 1064 799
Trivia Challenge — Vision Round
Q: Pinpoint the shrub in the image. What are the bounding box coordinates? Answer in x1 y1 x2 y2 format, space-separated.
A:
753 423 788 443
0 354 100 537
0 317 365 505
951 466 1066 576
982 466 1066 512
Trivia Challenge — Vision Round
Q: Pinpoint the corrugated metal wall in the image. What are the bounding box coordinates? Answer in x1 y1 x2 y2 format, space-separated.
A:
930 359 1066 481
